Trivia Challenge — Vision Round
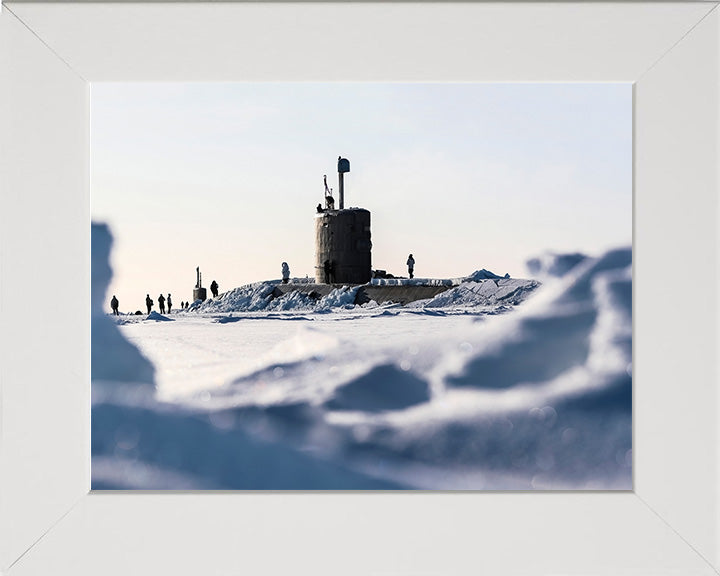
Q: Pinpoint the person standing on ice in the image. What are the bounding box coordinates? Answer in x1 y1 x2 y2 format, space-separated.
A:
324 259 336 284
110 295 119 315
281 262 290 284
167 294 172 313
145 294 153 314
406 254 415 279
158 293 166 314
210 280 219 298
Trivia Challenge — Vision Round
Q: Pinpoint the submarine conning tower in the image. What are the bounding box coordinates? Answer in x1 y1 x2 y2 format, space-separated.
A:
193 266 207 301
314 157 372 284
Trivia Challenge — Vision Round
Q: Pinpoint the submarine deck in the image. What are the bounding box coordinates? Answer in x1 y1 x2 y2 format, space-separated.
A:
271 283 452 306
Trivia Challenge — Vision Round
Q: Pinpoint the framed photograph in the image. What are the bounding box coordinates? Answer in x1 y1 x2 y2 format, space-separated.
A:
90 80 632 492
1 2 718 574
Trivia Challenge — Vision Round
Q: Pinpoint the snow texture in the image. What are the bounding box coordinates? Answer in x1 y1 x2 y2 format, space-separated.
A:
91 224 155 387
146 311 174 322
465 268 507 281
526 251 588 279
92 223 631 490
194 283 361 313
406 278 540 309
325 364 432 413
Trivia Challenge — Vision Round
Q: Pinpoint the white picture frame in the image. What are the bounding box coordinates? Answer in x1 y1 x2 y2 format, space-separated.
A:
1 2 718 574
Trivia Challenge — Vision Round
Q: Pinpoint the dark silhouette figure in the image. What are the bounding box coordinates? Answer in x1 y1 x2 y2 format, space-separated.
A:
146 294 153 314
210 280 219 298
167 294 172 313
323 259 335 284
316 203 324 213
158 294 166 314
407 254 415 279
180 301 184 310
110 295 119 315
281 262 290 284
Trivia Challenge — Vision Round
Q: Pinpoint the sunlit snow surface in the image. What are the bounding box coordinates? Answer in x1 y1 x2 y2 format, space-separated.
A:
92 224 631 490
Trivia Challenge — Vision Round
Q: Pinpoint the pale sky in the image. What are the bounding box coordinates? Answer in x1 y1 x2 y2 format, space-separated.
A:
92 83 631 312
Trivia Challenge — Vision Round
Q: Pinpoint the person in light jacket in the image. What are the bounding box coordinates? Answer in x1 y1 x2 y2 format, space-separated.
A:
406 254 415 279
281 262 290 284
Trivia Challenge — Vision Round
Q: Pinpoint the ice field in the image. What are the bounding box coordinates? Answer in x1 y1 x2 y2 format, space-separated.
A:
92 224 632 490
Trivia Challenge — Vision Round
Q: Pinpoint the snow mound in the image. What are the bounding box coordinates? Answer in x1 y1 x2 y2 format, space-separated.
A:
316 285 359 310
201 282 277 312
465 268 506 281
91 223 155 387
264 289 315 311
526 252 588 279
91 401 401 490
325 364 431 413
195 283 360 313
146 311 173 322
407 278 540 309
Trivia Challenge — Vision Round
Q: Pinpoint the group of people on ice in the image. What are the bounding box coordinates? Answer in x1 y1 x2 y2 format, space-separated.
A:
110 290 207 316
144 293 175 314
109 282 219 316
110 256 415 315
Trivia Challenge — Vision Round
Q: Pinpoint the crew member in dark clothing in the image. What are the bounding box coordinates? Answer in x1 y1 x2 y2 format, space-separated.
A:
167 294 172 313
407 254 415 279
323 259 335 284
158 294 166 314
146 294 153 314
110 295 119 315
210 280 219 298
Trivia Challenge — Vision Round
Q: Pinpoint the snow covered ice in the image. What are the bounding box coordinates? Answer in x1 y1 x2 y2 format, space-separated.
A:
92 223 632 490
